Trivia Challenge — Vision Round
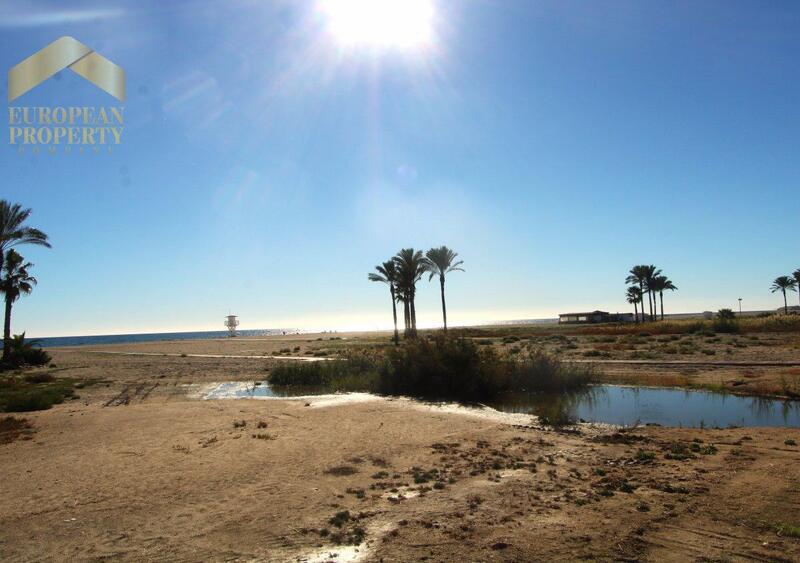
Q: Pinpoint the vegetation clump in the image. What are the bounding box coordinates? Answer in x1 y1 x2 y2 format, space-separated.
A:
0 374 77 412
269 335 595 403
0 334 51 371
713 309 740 333
0 415 34 444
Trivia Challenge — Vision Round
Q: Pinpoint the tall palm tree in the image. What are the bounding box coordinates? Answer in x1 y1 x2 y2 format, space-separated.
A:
625 265 650 322
649 275 677 321
1 250 37 362
0 201 49 357
626 286 642 324
393 248 427 337
771 275 798 314
368 260 400 345
793 269 800 307
424 246 464 331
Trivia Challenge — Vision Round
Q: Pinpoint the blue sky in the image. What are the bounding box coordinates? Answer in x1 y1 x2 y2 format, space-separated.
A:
1 0 799 336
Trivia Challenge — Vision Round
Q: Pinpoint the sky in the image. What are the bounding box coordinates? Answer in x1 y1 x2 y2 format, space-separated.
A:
1 0 799 337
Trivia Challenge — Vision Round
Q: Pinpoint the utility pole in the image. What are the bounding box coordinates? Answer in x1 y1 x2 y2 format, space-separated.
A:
738 298 742 315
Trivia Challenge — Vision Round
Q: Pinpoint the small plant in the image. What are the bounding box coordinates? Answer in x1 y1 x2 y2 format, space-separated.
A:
774 523 800 538
664 443 695 460
346 487 366 499
324 465 359 476
23 372 54 384
634 449 656 463
785 439 797 446
328 510 350 528
0 415 34 444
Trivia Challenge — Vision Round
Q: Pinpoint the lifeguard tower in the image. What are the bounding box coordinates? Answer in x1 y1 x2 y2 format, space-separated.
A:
224 315 239 337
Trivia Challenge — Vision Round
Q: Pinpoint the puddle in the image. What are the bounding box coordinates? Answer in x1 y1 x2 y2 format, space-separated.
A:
196 380 800 428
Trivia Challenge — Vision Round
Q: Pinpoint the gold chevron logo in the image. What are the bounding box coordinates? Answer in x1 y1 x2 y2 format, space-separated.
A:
8 36 125 102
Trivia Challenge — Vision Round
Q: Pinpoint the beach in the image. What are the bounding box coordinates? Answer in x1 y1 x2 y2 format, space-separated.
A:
2 331 800 561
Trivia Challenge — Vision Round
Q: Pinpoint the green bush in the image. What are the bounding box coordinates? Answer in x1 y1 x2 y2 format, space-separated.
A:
0 378 76 412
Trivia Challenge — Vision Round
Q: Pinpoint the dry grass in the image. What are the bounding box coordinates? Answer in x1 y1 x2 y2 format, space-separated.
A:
0 416 35 444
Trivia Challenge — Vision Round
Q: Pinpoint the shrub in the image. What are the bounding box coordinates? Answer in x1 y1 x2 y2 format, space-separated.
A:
269 336 594 402
713 309 740 334
23 372 54 384
1 381 75 412
0 334 51 370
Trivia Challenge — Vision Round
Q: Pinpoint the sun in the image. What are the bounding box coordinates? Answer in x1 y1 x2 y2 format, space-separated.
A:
319 0 435 50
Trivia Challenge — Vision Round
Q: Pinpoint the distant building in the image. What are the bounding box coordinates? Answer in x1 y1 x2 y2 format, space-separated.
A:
558 310 634 324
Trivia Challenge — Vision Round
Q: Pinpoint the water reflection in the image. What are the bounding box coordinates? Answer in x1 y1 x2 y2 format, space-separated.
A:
204 381 800 428
488 385 800 428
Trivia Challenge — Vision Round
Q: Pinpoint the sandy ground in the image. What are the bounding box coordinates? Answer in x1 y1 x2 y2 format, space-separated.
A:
1 339 800 561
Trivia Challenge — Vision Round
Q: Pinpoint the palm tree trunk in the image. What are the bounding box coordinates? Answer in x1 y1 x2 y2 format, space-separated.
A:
439 275 447 331
784 290 788 314
410 291 418 337
639 282 645 323
389 286 399 345
660 290 664 321
403 298 410 336
633 301 638 323
2 294 12 362
0 251 6 359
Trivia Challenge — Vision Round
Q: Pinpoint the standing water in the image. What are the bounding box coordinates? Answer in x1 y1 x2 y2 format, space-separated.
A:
202 382 800 428
489 385 800 428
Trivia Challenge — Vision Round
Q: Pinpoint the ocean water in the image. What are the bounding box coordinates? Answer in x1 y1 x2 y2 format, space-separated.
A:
32 329 305 348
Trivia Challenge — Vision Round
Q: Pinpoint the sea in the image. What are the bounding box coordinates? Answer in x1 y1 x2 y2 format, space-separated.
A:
31 329 303 348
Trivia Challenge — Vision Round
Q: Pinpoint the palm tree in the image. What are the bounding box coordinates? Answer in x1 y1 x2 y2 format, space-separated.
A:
771 275 798 314
0 200 50 282
0 201 49 355
368 260 400 345
641 265 662 321
626 286 642 324
649 275 677 321
793 269 800 307
625 266 651 322
424 246 464 331
1 249 37 362
393 248 427 337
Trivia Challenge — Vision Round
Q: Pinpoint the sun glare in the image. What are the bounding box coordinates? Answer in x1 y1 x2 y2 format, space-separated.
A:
320 0 435 50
